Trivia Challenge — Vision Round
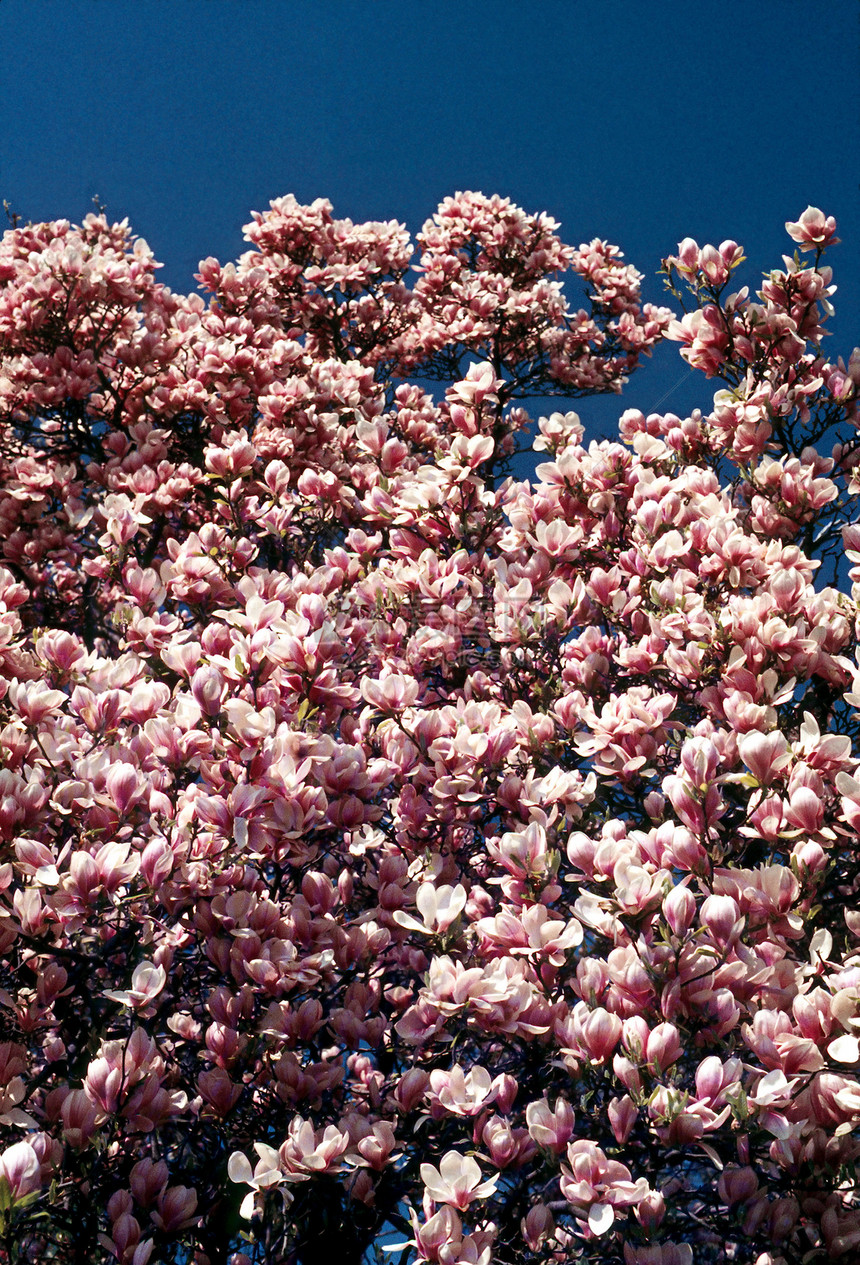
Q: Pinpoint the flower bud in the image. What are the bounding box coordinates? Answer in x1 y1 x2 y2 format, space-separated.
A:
582 1008 623 1062
622 1016 649 1058
607 1095 638 1144
522 1203 554 1250
646 1023 683 1073
718 1166 759 1206
394 1068 430 1113
635 1189 666 1234
700 894 743 947
493 1073 518 1114
662 883 696 936
130 1158 169 1208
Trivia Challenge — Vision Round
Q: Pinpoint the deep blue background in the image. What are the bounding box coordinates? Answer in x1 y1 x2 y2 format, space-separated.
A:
3 0 859 436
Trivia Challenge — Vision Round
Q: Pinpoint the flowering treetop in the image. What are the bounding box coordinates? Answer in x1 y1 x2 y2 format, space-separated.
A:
0 190 857 1264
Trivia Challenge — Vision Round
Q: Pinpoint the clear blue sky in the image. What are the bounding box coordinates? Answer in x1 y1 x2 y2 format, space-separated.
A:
3 0 858 435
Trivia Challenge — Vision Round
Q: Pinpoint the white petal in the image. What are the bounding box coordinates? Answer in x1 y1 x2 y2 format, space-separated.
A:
420 1162 447 1202
474 1174 500 1199
415 882 438 926
466 1066 492 1092
227 1152 253 1184
753 1069 789 1104
828 1034 860 1064
391 911 429 934
132 961 166 995
253 1142 281 1167
439 1151 468 1184
588 1203 615 1235
103 989 132 1006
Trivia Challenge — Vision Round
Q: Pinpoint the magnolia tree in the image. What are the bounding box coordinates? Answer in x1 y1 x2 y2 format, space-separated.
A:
0 190 858 1265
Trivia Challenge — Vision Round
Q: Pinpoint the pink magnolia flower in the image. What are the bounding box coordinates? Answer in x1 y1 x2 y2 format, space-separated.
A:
785 207 838 250
699 894 744 948
279 1117 349 1178
607 1095 638 1145
2 188 860 1263
525 1096 576 1154
419 1151 499 1211
427 1065 499 1118
560 1138 650 1233
150 1184 199 1233
0 1140 40 1200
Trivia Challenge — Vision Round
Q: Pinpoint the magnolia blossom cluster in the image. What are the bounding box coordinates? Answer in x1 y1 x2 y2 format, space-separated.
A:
0 195 857 1264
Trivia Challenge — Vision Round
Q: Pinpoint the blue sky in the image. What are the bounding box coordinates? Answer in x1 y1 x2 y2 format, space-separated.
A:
3 0 858 435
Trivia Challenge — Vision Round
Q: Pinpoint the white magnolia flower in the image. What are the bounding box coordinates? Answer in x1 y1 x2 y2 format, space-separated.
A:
227 1143 284 1220
104 961 167 1010
393 882 467 935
